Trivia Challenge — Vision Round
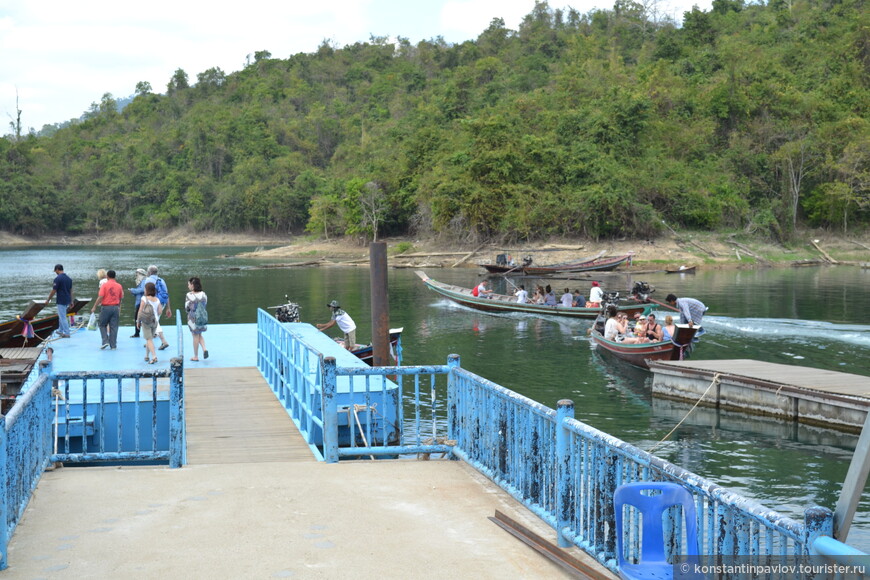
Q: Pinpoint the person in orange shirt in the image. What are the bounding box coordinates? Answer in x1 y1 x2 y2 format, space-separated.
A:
91 269 124 350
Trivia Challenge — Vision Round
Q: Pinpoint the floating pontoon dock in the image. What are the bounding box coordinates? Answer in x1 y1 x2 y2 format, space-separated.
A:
5 323 602 578
650 359 870 433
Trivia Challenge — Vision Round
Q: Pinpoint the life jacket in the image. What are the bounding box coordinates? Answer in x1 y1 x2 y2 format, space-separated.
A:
472 285 480 297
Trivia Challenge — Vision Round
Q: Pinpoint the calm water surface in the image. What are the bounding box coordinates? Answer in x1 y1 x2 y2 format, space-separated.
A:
3 246 870 547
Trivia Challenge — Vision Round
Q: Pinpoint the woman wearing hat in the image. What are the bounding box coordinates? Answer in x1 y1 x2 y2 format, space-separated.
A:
128 267 149 338
588 281 604 307
316 300 357 350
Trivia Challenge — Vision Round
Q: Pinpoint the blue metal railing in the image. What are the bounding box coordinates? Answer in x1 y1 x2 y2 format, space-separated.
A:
0 319 186 570
0 362 54 570
50 360 184 466
255 311 867 572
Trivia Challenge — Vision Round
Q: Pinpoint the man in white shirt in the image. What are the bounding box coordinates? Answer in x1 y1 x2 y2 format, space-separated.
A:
589 281 604 305
317 300 357 350
560 288 573 307
515 285 529 303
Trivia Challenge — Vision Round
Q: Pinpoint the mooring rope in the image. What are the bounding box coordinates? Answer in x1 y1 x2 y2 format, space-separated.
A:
647 372 721 455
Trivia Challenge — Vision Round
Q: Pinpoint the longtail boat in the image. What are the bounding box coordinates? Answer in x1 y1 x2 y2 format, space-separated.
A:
590 324 699 369
416 271 653 320
521 253 633 275
0 298 90 348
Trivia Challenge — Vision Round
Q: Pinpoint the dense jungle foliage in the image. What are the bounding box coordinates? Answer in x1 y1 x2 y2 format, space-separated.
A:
1 0 867 242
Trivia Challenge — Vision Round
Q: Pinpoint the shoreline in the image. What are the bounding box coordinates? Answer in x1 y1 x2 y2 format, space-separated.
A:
1 229 867 270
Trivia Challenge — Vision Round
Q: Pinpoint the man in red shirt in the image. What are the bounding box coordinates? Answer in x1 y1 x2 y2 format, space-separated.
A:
91 269 124 349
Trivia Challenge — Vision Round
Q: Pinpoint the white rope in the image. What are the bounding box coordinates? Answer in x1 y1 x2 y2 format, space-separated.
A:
351 405 376 460
647 373 721 455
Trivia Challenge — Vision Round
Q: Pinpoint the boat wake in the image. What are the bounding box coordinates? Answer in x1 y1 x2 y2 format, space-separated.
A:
703 316 870 348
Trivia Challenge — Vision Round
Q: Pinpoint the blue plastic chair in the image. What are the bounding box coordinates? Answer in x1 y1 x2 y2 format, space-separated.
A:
613 481 700 580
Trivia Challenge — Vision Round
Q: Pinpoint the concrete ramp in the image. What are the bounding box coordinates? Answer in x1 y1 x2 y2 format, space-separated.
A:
185 367 314 464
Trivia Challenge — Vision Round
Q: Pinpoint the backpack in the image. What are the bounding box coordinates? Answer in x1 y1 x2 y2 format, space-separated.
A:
155 277 169 304
138 299 157 328
193 297 208 327
472 285 479 297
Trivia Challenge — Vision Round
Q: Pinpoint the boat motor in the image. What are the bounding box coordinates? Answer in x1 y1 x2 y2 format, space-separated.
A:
270 296 302 323
630 281 654 303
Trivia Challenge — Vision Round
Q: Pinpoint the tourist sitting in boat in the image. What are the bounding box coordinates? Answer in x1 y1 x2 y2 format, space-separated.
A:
662 315 676 341
645 313 663 342
544 285 557 306
587 281 604 307
533 286 545 304
472 280 492 298
604 307 642 343
572 290 585 307
514 285 529 304
632 312 647 338
560 288 573 307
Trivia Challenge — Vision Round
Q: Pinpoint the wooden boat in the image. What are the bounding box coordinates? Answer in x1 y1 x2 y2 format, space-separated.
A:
590 324 699 369
338 328 404 365
0 298 90 348
416 271 653 320
480 263 524 274
479 254 531 274
521 253 633 275
666 265 697 274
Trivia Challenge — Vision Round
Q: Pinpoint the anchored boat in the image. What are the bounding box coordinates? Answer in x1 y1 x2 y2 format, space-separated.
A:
0 298 90 348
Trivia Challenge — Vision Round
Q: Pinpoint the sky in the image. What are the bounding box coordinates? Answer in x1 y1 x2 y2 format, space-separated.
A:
0 0 710 133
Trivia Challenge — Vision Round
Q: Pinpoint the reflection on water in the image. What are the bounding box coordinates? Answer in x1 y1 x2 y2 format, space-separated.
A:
3 247 870 548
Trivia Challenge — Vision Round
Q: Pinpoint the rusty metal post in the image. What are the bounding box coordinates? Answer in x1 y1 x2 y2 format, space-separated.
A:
370 242 389 366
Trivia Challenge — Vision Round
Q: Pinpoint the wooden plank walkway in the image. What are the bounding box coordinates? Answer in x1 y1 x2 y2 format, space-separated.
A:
653 359 870 398
185 367 315 464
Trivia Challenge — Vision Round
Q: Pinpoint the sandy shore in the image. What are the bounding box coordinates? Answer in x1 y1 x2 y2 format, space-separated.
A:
2 228 867 269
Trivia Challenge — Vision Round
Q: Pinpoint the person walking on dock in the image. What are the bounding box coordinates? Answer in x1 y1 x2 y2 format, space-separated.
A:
144 265 171 350
665 294 708 335
128 268 148 338
317 300 356 350
45 264 74 338
138 282 162 364
91 269 124 349
185 277 209 362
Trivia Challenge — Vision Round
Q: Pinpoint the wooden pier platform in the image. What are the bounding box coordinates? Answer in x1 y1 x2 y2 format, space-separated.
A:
650 359 870 432
185 367 314 464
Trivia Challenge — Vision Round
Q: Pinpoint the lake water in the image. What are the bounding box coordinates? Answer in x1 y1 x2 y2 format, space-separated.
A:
3 245 870 548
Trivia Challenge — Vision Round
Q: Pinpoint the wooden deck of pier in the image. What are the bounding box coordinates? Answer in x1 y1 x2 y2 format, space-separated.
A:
185 366 314 464
651 359 870 398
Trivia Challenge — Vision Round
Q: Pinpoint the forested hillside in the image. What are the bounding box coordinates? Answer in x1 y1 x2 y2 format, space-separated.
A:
1 0 867 242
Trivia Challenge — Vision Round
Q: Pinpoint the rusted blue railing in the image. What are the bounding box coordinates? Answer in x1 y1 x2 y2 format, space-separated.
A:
256 310 867 572
448 372 868 571
50 358 184 466
0 361 54 570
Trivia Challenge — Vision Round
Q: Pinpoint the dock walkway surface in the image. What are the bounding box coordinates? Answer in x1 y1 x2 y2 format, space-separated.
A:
6 323 611 579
